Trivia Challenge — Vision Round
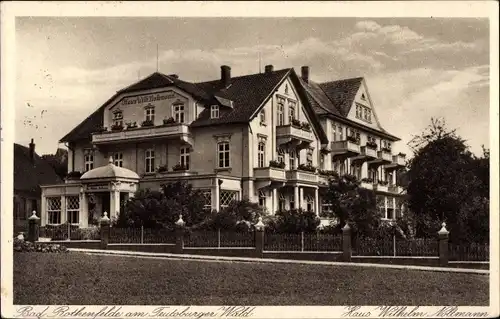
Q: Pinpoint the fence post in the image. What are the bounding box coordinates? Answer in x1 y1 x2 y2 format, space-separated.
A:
438 222 449 266
254 217 265 258
27 211 40 242
301 231 304 252
342 223 352 262
175 214 185 254
393 233 396 257
99 212 110 249
218 228 221 248
141 225 144 244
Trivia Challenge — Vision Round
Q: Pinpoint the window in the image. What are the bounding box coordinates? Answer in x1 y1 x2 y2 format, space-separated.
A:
202 190 212 212
173 103 185 123
289 197 295 210
66 196 80 225
113 152 123 167
260 109 266 124
338 125 344 141
306 148 313 166
277 148 285 164
220 191 237 209
258 191 266 208
210 105 219 119
332 123 337 141
387 197 395 219
113 110 123 127
364 108 368 120
288 101 296 123
321 199 332 217
180 147 190 170
386 171 394 186
277 97 285 126
145 105 155 122
356 105 362 119
278 193 286 211
306 195 314 212
258 142 266 168
377 195 386 218
320 154 325 169
369 168 378 182
361 93 366 100
145 149 155 173
285 84 289 95
218 142 230 168
84 150 94 172
351 163 362 179
47 197 61 225
333 159 347 175
289 150 296 170
367 109 372 122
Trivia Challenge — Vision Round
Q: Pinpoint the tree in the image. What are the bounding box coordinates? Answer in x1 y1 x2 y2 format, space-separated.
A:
320 172 381 238
41 148 68 179
271 209 321 233
198 199 266 231
115 181 206 229
407 118 489 243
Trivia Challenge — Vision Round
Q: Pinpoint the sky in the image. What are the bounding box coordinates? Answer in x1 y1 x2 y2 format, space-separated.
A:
15 17 490 156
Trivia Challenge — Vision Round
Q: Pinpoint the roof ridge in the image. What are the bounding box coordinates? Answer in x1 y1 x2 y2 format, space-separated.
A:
194 68 292 85
319 76 364 86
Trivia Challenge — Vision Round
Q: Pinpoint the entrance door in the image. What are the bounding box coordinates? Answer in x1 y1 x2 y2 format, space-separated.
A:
101 193 110 217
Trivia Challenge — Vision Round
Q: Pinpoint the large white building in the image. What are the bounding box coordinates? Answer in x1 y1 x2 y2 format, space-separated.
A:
40 65 406 227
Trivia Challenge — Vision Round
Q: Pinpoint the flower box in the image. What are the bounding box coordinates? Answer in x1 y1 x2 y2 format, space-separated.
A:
381 147 392 153
269 160 286 169
291 118 302 128
126 122 138 129
172 163 188 171
157 165 168 173
346 135 360 144
301 122 311 132
141 120 155 127
366 141 378 150
111 124 124 131
297 163 317 173
361 178 373 183
163 117 176 125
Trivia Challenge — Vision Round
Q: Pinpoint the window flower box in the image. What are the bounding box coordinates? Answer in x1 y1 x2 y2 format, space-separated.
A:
361 178 373 183
298 163 317 173
111 124 124 131
381 147 392 153
163 117 176 125
172 163 188 171
398 152 406 157
269 160 286 169
378 180 389 186
366 141 378 150
346 135 360 144
95 126 108 133
156 165 168 174
141 119 154 127
291 118 302 128
301 122 311 132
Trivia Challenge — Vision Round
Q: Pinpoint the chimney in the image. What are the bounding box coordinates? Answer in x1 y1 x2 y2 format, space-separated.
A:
29 138 35 162
221 65 231 86
301 66 310 83
265 65 274 73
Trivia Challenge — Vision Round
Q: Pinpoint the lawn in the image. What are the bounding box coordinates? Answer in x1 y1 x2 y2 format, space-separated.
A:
14 252 489 305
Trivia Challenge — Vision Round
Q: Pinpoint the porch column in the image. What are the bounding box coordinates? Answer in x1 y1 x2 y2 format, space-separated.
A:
314 187 319 216
41 189 47 227
272 188 278 214
212 182 220 211
60 195 67 224
299 187 304 210
393 170 397 186
80 189 89 227
110 190 120 221
293 186 299 210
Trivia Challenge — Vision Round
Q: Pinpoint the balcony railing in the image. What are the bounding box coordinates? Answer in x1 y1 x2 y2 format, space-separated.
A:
377 150 393 163
254 167 286 180
388 185 404 194
276 124 314 145
330 140 360 156
385 153 407 169
286 170 318 183
373 183 389 192
92 124 191 144
360 181 373 190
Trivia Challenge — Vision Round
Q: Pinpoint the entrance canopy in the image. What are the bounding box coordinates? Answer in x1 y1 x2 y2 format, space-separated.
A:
81 157 139 181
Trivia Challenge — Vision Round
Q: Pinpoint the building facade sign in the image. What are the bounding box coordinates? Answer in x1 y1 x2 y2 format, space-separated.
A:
87 183 109 191
121 92 177 106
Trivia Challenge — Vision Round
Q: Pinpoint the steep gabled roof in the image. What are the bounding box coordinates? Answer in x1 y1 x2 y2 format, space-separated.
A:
318 77 363 117
191 68 292 127
14 144 63 195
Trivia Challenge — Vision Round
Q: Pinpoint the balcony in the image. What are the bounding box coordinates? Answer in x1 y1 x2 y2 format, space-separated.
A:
388 185 404 194
276 124 314 148
92 124 192 145
330 140 360 158
352 145 377 161
373 182 389 193
385 153 407 170
360 180 373 190
254 167 286 181
368 150 393 165
286 170 318 184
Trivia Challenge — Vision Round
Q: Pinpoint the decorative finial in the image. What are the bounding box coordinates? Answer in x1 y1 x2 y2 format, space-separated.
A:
175 214 185 227
28 210 40 220
438 222 449 235
342 223 350 231
101 211 110 221
109 156 114 164
254 216 265 230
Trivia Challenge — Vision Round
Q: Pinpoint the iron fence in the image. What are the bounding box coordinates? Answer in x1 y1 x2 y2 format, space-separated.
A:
449 242 489 261
264 232 342 251
184 230 255 247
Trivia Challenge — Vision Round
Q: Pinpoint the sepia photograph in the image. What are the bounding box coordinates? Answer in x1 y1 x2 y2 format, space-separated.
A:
1 1 498 318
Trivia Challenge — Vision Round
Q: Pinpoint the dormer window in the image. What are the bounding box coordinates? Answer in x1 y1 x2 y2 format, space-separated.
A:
144 104 155 122
361 93 366 100
260 109 266 124
210 105 219 119
173 103 185 123
113 110 123 127
285 84 289 95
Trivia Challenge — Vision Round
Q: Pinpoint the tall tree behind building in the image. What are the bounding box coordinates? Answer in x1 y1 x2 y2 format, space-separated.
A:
41 148 68 180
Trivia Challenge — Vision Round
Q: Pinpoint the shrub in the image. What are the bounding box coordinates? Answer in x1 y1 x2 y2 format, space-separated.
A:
366 141 378 149
291 118 302 128
272 209 321 233
157 165 168 173
66 171 82 179
13 238 68 253
269 160 286 169
301 122 311 132
141 119 154 127
200 200 266 231
163 117 176 125
318 170 338 177
346 135 360 144
378 180 389 186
